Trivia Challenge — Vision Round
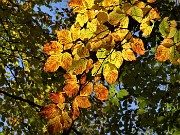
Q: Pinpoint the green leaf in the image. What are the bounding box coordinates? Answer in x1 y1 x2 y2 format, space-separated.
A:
116 89 129 99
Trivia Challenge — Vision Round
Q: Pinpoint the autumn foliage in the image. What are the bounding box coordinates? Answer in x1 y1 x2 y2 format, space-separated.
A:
39 0 180 134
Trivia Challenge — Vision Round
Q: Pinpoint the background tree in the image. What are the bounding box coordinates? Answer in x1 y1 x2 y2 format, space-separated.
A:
0 0 180 135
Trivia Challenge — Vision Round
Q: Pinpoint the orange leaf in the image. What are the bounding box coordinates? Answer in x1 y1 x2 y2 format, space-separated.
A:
63 83 79 98
155 45 169 62
49 92 65 104
80 73 86 84
122 49 136 61
39 104 60 119
86 59 93 73
80 82 93 96
68 0 84 12
44 55 61 72
72 100 80 120
63 73 77 84
75 96 91 108
44 41 63 55
132 38 145 55
94 83 108 101
56 30 72 46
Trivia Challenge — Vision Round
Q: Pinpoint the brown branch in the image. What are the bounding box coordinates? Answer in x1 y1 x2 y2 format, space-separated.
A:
0 89 42 108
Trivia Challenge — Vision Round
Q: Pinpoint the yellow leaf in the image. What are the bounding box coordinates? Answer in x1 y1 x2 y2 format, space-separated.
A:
76 12 88 27
63 83 79 98
119 15 129 29
103 63 118 84
132 38 145 55
135 1 146 8
129 6 143 23
70 23 81 41
60 52 72 71
155 45 169 62
107 50 123 68
108 11 124 25
87 38 103 51
75 96 91 108
95 24 109 39
44 41 63 55
94 83 108 101
167 27 177 39
91 61 103 76
111 29 129 42
122 49 136 61
80 82 93 96
44 55 61 72
80 28 94 40
140 18 154 36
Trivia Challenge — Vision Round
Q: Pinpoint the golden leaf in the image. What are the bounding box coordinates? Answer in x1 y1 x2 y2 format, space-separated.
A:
70 59 88 75
102 35 115 50
111 29 129 42
161 38 174 48
94 83 108 101
134 1 145 8
80 82 93 96
63 73 77 84
68 0 85 12
72 100 80 120
103 63 118 84
60 52 72 71
70 23 81 41
75 96 91 108
97 11 108 24
76 12 88 27
63 83 79 98
44 55 61 72
56 30 72 44
122 49 136 61
47 115 62 135
91 61 103 76
87 39 103 51
155 45 169 62
140 18 154 36
39 104 60 119
44 41 63 55
147 0 156 3
49 92 65 104
132 38 145 55
149 7 160 20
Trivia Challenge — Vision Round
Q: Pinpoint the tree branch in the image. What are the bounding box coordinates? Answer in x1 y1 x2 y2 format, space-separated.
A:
0 89 42 108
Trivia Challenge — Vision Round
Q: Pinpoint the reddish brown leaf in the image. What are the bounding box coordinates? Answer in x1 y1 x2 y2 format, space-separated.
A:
39 104 61 119
63 83 79 98
49 92 65 104
47 116 62 135
94 83 108 101
44 41 63 55
80 73 86 84
44 55 61 72
75 96 91 108
155 45 169 62
72 100 80 120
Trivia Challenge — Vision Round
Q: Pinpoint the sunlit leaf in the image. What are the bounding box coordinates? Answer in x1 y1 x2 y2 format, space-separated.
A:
91 61 103 76
160 38 174 48
155 45 169 62
68 0 85 12
80 82 93 96
76 12 88 27
63 83 79 98
63 73 77 84
94 83 108 101
44 41 63 55
80 73 87 84
87 38 103 51
169 46 180 65
60 52 72 71
49 92 65 104
132 38 145 55
111 29 129 42
129 6 143 23
122 49 136 61
159 18 169 37
140 18 154 36
108 11 124 25
44 55 61 72
149 7 160 20
107 50 123 68
103 63 118 84
56 30 72 45
116 89 129 99
72 100 80 120
75 96 91 108
147 0 156 3
86 59 93 73
70 23 81 41
39 104 60 119
174 30 180 43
